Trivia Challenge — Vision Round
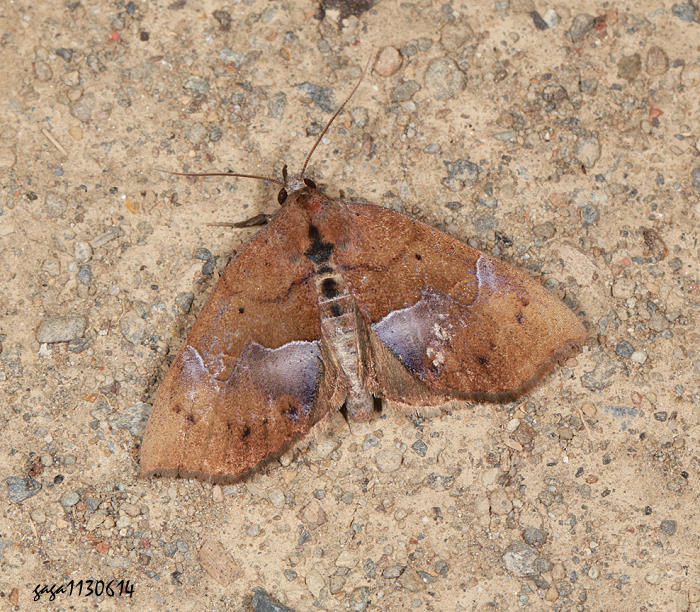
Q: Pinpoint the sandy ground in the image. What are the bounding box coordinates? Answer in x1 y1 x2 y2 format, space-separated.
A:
1 0 698 610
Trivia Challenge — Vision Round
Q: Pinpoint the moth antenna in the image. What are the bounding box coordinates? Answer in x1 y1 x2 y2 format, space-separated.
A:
299 53 374 179
158 168 284 187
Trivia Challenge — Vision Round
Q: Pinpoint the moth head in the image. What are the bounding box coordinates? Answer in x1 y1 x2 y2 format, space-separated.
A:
278 164 318 205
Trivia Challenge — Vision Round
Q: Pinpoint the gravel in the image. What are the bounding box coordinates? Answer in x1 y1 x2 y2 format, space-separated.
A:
36 315 87 343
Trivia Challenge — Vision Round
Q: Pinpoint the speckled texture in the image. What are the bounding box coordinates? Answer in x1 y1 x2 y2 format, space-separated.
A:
1 0 698 610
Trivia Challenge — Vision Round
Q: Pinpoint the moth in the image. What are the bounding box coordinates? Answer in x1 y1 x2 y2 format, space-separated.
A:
140 65 587 482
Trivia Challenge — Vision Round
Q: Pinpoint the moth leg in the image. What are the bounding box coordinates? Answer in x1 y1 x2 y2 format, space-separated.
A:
207 213 271 228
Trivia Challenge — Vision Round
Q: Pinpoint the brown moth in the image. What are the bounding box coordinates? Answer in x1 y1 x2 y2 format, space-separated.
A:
140 65 587 483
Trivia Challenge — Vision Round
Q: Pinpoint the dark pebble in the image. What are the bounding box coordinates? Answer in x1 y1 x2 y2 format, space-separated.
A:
671 2 697 22
85 496 101 512
644 506 652 515
602 453 611 465
55 47 74 62
294 82 335 113
530 10 548 30
7 476 41 503
283 569 297 581
194 247 212 261
67 337 92 353
615 340 634 358
660 519 676 535
364 557 376 578
692 167 700 194
653 411 668 422
443 159 481 182
139 31 150 41
108 402 152 436
202 257 218 275
580 204 599 226
445 201 462 211
669 257 682 272
522 527 546 547
251 587 296 612
77 264 92 285
411 439 427 457
391 80 420 103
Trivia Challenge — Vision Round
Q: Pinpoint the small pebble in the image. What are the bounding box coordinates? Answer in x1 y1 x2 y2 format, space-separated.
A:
502 541 540 577
328 574 346 594
362 433 379 450
120 311 147 345
36 315 87 344
375 449 402 473
55 47 74 62
108 402 151 436
7 476 41 503
424 57 466 100
489 488 513 515
44 192 67 218
174 292 194 314
575 135 601 169
522 527 545 547
268 92 286 120
294 82 335 113
671 2 697 22
618 53 641 81
568 14 595 43
183 76 210 94
615 340 634 358
383 564 405 578
267 487 285 508
646 46 669 75
411 439 427 457
305 569 325 598
34 61 53 81
660 519 676 535
391 80 420 103
60 491 80 508
374 46 402 77
505 418 520 433
630 351 647 364
70 94 95 123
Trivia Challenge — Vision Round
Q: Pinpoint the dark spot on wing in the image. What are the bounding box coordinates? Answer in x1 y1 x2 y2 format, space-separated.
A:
516 311 524 324
283 402 300 421
305 224 334 263
242 425 251 438
186 413 196 425
239 307 245 314
318 264 334 274
321 278 339 298
415 253 422 260
477 355 489 366
173 403 182 414
331 303 343 317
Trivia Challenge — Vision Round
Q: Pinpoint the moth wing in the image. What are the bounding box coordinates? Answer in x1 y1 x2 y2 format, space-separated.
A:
325 202 587 401
140 204 334 482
